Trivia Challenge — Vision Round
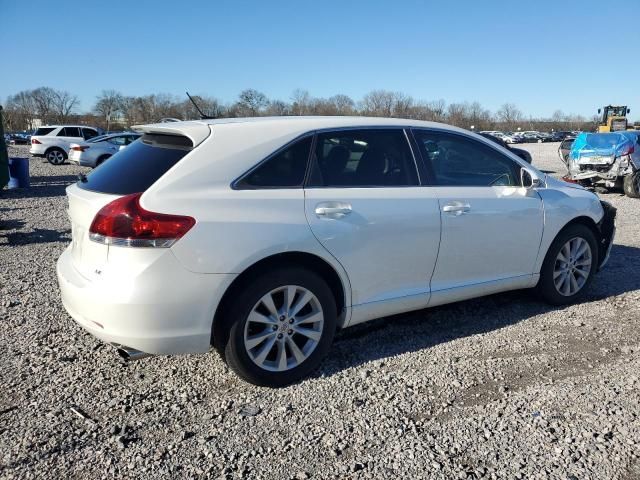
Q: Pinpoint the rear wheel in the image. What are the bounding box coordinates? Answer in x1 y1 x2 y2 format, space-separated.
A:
95 155 111 167
623 171 640 198
537 224 598 305
46 148 66 165
222 267 336 387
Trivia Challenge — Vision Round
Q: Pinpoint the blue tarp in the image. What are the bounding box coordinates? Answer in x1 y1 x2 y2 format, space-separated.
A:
570 131 638 159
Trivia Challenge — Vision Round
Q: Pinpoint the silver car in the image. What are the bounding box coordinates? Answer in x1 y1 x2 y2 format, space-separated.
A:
69 133 141 167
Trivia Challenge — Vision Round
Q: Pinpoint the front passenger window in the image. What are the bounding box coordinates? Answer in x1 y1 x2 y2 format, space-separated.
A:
413 130 519 187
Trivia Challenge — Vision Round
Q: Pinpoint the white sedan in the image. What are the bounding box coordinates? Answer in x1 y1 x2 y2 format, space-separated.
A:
56 117 616 387
69 132 141 167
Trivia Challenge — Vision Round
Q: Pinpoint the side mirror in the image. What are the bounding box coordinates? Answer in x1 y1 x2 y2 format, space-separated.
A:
598 109 601 114
521 167 541 189
628 108 631 114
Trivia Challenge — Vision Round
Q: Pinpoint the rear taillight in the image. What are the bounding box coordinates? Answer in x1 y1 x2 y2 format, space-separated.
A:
562 175 580 184
31 139 41 144
89 193 195 248
72 145 90 152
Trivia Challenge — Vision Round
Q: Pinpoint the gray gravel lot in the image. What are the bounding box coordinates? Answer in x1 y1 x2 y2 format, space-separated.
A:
1 142 639 479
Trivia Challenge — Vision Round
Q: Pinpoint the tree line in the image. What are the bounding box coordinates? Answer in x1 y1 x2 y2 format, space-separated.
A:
3 86 597 133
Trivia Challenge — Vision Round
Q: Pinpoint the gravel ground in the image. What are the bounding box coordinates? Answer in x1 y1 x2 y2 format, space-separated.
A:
1 143 639 479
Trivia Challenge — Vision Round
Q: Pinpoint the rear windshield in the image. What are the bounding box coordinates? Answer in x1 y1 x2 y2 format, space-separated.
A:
78 134 191 195
34 127 55 136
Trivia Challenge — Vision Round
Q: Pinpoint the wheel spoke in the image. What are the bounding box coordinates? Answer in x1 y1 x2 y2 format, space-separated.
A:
289 290 313 317
245 330 275 350
285 336 306 365
253 334 277 365
260 293 279 317
276 341 288 371
283 286 297 314
247 310 276 325
294 311 323 325
293 326 322 342
569 272 579 293
574 268 589 278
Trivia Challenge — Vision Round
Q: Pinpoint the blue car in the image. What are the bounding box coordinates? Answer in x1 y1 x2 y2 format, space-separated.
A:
567 131 640 197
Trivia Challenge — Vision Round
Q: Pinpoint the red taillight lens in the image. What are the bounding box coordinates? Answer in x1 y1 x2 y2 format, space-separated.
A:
31 139 41 144
72 145 89 152
89 193 195 248
562 175 579 184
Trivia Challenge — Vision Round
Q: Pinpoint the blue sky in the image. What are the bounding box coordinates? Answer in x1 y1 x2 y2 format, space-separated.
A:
1 0 639 119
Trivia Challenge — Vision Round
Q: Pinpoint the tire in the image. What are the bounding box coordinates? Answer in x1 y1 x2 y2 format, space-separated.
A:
95 155 111 167
536 224 599 305
46 148 66 165
623 171 640 198
222 267 337 387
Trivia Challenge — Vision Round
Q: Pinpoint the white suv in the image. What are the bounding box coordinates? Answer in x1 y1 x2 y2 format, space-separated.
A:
30 125 101 165
56 117 616 387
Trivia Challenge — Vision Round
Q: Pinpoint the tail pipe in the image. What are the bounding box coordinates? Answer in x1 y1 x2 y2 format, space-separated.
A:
115 345 154 362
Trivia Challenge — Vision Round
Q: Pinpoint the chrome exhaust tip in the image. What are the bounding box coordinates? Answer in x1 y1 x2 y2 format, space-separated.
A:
115 345 153 362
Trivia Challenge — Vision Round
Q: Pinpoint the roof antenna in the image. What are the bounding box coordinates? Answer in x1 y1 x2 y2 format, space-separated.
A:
186 91 214 119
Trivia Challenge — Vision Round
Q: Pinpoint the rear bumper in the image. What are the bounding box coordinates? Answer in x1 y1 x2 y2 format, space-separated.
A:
57 246 237 355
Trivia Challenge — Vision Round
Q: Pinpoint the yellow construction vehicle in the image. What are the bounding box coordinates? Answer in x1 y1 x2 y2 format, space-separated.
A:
597 105 630 132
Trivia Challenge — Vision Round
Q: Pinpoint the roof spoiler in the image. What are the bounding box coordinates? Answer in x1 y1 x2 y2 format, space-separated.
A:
131 122 211 147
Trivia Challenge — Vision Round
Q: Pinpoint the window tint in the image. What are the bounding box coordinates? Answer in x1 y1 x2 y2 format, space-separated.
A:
34 127 55 136
58 127 81 137
82 128 98 140
78 134 190 195
237 136 312 188
310 129 418 187
413 130 519 187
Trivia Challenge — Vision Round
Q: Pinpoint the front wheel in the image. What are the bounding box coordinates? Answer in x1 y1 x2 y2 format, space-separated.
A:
223 268 337 387
537 224 598 305
46 148 66 165
623 171 640 198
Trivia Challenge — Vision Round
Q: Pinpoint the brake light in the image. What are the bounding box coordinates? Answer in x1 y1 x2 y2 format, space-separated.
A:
89 193 195 248
71 145 90 151
31 139 41 144
562 175 579 184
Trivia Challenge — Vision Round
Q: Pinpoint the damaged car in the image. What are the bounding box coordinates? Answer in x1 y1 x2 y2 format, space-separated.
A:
566 131 640 198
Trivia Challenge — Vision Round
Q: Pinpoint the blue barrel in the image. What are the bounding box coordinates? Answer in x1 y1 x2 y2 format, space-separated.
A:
8 157 30 189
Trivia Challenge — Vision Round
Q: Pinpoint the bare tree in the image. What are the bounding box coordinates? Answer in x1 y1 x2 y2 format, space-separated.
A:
94 90 124 131
31 87 58 124
290 89 312 116
328 94 355 115
496 103 523 130
52 90 79 123
236 89 269 116
265 100 290 116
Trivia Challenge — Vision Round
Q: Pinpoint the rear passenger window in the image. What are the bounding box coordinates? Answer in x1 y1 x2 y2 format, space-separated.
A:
58 127 81 137
236 136 312 189
309 129 418 187
413 130 520 187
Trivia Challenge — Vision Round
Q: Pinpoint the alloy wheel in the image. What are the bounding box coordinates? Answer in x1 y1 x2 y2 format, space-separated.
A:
47 150 65 165
553 237 592 296
243 285 324 372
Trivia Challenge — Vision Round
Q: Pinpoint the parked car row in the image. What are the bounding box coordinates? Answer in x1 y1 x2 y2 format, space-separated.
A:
57 116 617 386
480 130 578 144
29 125 139 166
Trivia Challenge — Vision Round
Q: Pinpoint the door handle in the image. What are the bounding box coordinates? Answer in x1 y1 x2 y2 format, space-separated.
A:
315 202 352 219
442 202 471 215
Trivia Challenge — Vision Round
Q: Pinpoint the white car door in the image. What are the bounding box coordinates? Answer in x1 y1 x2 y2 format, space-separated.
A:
412 129 544 305
304 128 441 325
